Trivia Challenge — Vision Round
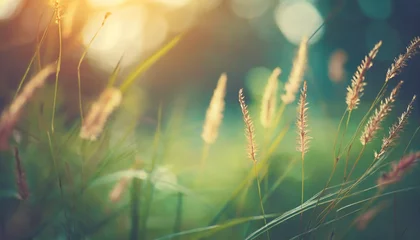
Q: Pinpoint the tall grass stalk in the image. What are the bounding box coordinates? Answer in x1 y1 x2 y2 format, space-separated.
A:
139 103 163 239
14 15 54 99
51 3 63 133
239 88 270 240
77 13 111 121
129 177 142 240
173 192 184 240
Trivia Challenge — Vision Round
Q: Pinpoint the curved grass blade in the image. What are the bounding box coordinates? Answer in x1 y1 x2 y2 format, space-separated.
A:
119 34 183 93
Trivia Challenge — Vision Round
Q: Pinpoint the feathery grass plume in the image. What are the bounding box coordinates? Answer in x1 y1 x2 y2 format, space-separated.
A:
0 64 56 150
377 152 419 190
260 67 281 128
386 37 420 82
297 81 310 223
374 95 416 161
79 87 123 141
281 37 308 105
51 0 63 133
346 41 382 110
239 88 270 239
239 89 257 162
13 147 29 200
360 81 403 145
297 81 311 154
201 73 227 144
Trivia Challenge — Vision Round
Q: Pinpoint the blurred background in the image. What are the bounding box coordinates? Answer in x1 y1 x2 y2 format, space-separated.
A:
1 0 420 111
1 0 420 239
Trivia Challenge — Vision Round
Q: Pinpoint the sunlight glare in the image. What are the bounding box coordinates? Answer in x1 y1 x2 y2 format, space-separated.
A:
0 0 23 20
230 0 270 19
88 0 127 7
82 6 147 71
153 0 192 9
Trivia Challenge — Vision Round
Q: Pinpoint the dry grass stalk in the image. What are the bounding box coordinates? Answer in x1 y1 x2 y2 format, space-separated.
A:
386 37 420 82
281 37 308 105
201 73 227 144
377 152 419 190
296 81 311 154
13 147 29 200
346 41 382 111
239 89 257 163
0 64 56 150
360 80 403 145
79 87 122 141
374 95 416 161
260 67 281 128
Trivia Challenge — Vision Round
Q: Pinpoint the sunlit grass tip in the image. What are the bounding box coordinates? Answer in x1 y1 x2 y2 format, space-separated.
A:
281 37 308 105
201 73 227 144
239 88 257 163
79 87 123 141
260 67 281 129
386 36 420 82
0 64 56 150
374 95 416 160
297 81 311 154
346 41 382 111
360 80 403 145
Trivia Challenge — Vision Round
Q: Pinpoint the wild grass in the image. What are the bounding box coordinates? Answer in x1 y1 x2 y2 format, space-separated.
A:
1 3 420 240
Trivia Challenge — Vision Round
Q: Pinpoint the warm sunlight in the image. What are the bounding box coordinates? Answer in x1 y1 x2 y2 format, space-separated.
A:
82 7 146 71
87 0 127 7
0 0 23 20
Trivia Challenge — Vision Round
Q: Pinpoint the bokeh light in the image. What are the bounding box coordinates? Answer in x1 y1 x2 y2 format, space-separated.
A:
164 3 198 33
0 0 23 20
153 0 192 9
142 13 169 52
357 0 392 20
328 49 348 83
82 6 147 71
230 0 270 20
365 20 401 61
274 0 324 45
195 0 223 12
88 0 127 8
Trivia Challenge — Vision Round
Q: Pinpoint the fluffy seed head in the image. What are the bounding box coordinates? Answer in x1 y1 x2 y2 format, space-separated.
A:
260 67 281 128
239 89 257 163
360 80 403 145
296 81 311 153
346 41 382 110
201 73 227 144
281 37 308 105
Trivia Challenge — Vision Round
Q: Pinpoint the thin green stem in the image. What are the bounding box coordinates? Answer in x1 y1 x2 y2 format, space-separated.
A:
77 14 109 122
51 13 62 133
347 145 366 181
254 163 270 240
129 177 142 240
119 34 182 93
173 192 184 240
342 110 352 179
333 111 347 160
403 125 420 155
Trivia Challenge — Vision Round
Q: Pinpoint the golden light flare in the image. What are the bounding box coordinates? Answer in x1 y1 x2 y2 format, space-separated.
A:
0 0 23 20
82 6 147 71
